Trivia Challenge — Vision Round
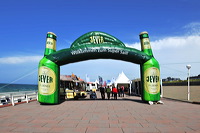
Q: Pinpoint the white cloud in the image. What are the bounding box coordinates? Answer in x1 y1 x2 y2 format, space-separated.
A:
183 22 200 36
125 32 200 79
125 35 200 51
125 42 141 50
126 22 200 51
0 55 42 64
152 35 200 50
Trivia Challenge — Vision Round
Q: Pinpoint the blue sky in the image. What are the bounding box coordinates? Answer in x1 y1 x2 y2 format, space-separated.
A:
0 0 200 84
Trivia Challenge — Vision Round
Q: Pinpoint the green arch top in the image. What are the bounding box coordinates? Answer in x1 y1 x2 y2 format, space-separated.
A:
46 31 151 66
70 31 125 49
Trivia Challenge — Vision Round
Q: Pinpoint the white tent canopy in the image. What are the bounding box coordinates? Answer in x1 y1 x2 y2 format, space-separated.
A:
94 79 99 84
114 71 130 87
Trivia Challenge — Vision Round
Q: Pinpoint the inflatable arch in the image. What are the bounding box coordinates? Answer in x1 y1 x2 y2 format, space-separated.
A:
38 31 161 104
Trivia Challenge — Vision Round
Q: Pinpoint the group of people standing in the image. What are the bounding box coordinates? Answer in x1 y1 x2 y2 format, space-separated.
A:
99 85 125 100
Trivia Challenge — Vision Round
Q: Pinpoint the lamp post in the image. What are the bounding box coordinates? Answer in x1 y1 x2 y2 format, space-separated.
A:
186 64 191 101
129 80 132 96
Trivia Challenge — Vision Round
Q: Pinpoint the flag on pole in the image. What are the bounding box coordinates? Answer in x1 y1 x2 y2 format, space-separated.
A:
98 76 103 85
86 74 90 82
103 81 107 87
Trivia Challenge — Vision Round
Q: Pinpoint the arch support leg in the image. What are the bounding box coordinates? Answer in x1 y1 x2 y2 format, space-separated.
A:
38 57 60 104
140 57 161 102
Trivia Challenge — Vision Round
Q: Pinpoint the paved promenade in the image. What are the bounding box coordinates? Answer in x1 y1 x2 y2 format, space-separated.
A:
0 92 199 133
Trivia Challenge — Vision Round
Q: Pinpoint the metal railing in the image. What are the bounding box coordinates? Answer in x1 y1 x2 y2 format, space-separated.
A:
0 91 38 106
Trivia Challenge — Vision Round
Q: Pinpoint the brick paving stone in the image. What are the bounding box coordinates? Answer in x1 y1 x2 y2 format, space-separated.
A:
187 125 200 132
12 126 52 132
0 91 199 133
49 127 87 133
122 127 160 133
156 126 195 133
11 122 46 128
77 123 110 128
86 127 123 133
117 123 143 128
45 122 78 128
0 126 16 133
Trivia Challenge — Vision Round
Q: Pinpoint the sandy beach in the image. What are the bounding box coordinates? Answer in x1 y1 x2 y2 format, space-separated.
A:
162 86 200 102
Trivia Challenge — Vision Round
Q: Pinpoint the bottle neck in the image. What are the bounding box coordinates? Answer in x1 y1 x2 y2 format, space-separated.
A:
44 33 57 56
44 48 56 56
140 34 153 57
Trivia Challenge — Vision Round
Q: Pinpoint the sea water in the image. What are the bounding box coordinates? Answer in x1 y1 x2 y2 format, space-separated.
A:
0 83 38 93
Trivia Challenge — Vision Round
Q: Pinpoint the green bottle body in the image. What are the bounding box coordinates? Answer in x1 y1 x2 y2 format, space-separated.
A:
140 32 161 101
141 58 160 101
38 58 60 104
38 32 60 104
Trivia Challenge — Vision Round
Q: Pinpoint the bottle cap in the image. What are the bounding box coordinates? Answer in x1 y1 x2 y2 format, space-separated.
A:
139 31 148 35
139 31 149 39
47 32 57 40
47 32 56 36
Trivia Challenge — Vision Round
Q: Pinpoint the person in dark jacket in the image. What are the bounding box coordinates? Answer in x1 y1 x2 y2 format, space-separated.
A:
121 86 125 97
99 86 105 99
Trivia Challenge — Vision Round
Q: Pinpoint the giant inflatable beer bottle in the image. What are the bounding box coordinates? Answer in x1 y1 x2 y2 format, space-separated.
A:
38 32 60 104
140 31 160 102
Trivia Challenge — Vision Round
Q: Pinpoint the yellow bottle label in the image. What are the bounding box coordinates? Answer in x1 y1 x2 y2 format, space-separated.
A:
38 66 56 95
46 38 56 50
141 38 151 49
144 67 160 94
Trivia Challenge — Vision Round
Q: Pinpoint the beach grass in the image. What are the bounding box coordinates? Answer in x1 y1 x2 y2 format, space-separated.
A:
163 86 200 102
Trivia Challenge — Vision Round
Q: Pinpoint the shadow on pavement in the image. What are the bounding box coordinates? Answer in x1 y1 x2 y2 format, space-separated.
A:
64 95 147 104
163 97 193 103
